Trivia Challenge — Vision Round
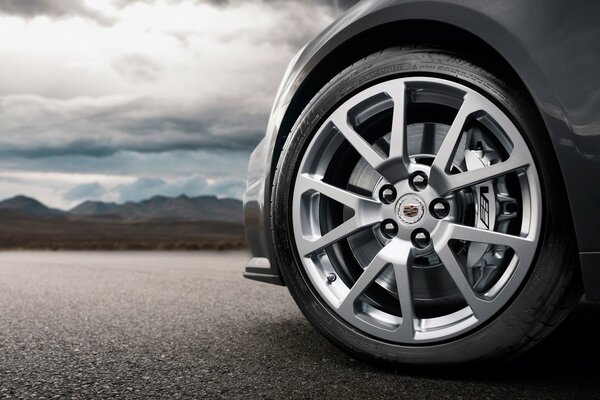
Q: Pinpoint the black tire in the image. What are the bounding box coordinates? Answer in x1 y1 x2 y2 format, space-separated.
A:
271 47 582 366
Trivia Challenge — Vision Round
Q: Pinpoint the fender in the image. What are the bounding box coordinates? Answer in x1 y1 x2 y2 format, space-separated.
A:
244 0 600 297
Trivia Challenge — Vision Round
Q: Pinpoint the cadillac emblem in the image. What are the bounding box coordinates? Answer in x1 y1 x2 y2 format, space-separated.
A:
397 195 425 225
402 204 420 218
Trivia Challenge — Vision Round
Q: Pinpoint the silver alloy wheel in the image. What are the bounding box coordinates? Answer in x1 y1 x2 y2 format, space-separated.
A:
292 77 542 344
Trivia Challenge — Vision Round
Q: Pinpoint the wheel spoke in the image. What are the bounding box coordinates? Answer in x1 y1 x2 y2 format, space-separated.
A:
437 156 530 194
337 246 390 314
443 221 534 256
296 173 377 210
338 240 415 340
391 242 415 339
429 93 530 194
330 109 386 172
388 84 409 163
430 94 482 179
435 245 494 319
296 174 380 256
298 216 377 256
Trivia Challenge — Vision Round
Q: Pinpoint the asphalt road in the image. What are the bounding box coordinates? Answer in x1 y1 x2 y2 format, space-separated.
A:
0 251 597 399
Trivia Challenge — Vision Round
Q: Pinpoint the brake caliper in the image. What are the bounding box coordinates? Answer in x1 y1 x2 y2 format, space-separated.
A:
464 144 499 292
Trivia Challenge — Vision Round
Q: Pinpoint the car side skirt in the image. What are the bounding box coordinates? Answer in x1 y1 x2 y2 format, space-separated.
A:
581 253 600 301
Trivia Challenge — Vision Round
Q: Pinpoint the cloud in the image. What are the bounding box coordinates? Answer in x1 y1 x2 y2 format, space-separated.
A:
0 170 246 209
0 94 266 156
0 0 355 24
0 171 135 209
115 175 245 202
112 54 163 83
0 0 113 24
0 0 355 206
0 0 342 157
0 150 250 181
117 177 166 201
64 182 106 201
0 149 250 208
113 0 355 11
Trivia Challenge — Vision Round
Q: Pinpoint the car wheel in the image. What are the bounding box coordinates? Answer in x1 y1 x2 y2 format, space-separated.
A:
271 48 582 365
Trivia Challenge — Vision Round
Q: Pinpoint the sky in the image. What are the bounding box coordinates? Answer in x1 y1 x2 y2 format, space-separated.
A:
0 0 355 209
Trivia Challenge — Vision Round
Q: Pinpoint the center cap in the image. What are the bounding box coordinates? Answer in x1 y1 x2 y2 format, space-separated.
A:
396 194 426 225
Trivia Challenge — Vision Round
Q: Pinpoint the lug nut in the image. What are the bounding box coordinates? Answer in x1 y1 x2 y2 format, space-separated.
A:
411 228 431 249
409 171 429 192
380 219 399 239
378 184 397 205
430 199 450 219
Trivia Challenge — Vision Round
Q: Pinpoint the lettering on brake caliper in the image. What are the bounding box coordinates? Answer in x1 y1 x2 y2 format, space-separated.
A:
479 187 490 228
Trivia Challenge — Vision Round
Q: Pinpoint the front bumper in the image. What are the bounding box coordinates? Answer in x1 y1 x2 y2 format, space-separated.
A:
243 257 283 285
243 136 285 285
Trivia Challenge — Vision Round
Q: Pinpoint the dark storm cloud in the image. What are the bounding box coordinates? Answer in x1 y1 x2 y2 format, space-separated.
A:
0 0 345 159
114 0 357 11
0 0 112 24
217 0 358 9
0 94 266 158
0 149 250 181
0 0 347 159
0 0 350 205
111 0 225 9
0 0 356 25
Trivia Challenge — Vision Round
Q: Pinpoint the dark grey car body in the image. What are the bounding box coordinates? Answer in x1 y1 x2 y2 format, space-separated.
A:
243 0 600 300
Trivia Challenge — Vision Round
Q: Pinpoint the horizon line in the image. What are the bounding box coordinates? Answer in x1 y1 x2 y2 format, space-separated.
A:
0 193 243 212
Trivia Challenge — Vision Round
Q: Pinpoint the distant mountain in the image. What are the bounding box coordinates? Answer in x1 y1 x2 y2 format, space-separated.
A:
69 201 119 216
69 195 242 223
0 195 246 250
0 195 64 216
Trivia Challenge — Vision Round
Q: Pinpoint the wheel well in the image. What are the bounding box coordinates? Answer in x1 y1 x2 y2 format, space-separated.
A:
271 19 535 178
269 17 583 298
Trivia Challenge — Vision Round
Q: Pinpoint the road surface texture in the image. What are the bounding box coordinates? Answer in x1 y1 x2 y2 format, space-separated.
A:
0 251 597 399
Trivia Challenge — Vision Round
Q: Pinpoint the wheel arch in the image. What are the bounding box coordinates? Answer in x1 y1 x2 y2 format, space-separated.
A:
274 20 547 183
269 16 579 255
